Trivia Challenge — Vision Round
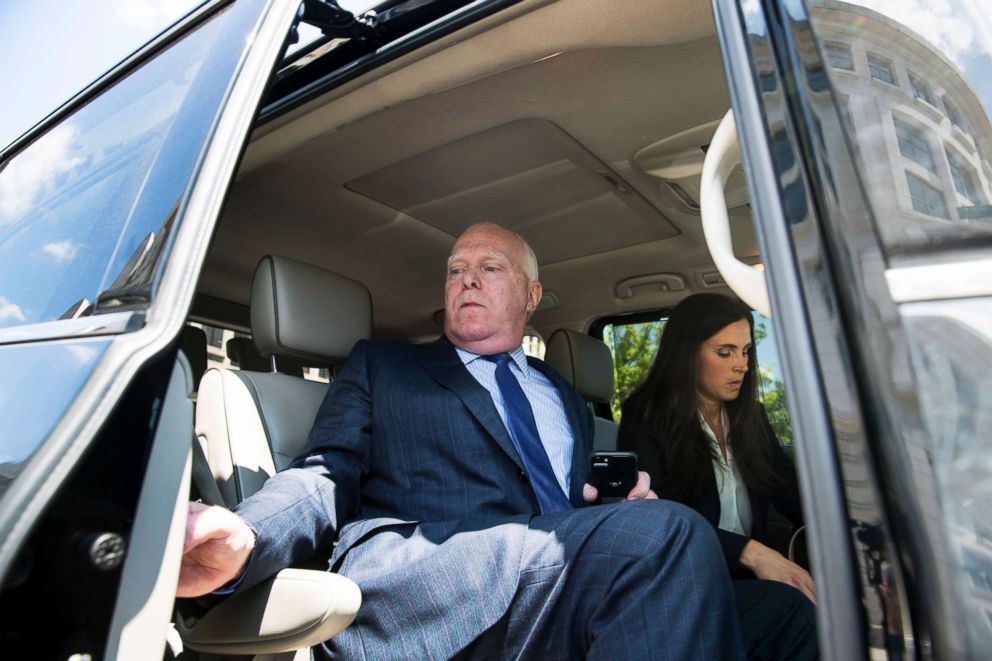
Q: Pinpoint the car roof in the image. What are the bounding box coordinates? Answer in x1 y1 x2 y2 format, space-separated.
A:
196 0 756 339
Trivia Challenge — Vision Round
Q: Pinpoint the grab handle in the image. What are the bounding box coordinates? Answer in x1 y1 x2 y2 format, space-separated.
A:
699 109 770 317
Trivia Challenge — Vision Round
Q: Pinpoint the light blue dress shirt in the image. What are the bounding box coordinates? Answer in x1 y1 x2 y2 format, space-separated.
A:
456 346 575 494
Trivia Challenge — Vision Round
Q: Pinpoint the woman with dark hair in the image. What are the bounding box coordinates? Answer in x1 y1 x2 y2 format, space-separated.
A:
617 293 814 602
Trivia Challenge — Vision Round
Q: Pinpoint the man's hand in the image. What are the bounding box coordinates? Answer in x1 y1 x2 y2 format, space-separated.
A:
741 539 817 604
176 501 256 598
582 470 658 503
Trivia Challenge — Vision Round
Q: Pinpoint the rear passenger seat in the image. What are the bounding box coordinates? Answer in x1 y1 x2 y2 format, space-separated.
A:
196 254 371 505
544 329 619 452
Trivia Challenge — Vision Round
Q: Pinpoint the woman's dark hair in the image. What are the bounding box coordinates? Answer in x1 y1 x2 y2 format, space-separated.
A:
630 293 783 501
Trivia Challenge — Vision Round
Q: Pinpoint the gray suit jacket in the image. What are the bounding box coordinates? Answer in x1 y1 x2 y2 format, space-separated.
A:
235 336 594 658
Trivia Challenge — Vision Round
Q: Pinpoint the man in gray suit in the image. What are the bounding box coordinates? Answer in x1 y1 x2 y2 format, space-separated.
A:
178 223 815 659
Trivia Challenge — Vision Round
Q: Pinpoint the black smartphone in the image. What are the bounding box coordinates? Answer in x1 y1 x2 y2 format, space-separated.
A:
588 451 638 499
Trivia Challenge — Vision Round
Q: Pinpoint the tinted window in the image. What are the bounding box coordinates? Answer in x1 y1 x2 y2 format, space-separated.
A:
0 3 258 332
0 1 203 150
601 312 793 445
810 0 992 260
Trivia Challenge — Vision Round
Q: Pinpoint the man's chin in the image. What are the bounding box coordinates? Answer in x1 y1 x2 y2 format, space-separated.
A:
447 325 494 345
446 326 522 354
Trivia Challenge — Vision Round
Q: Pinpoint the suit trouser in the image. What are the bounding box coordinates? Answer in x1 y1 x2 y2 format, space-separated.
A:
456 500 750 660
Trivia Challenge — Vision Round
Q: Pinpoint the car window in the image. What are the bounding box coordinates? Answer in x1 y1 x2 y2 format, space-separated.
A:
0 0 204 151
192 321 332 383
522 332 546 359
0 3 259 333
808 0 992 263
601 311 793 445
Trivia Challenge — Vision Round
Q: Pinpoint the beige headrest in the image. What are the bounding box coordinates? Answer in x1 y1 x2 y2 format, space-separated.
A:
544 329 614 403
250 256 372 364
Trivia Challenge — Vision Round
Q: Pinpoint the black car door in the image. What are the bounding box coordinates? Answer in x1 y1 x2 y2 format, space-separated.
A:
711 0 992 658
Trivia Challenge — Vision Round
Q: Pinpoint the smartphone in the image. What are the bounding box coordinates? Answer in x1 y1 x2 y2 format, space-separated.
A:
588 451 638 499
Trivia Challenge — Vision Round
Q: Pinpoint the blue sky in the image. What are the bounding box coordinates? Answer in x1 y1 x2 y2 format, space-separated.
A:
854 0 992 115
0 0 374 151
0 1 203 150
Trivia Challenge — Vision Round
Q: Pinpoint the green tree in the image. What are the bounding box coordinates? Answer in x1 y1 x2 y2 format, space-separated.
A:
754 320 794 445
603 321 664 421
603 318 794 445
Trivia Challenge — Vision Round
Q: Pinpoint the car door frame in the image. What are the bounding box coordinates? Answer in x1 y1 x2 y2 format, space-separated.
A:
0 0 301 655
707 0 968 658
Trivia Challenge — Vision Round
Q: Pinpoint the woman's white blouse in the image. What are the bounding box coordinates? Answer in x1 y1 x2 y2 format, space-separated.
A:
699 409 753 536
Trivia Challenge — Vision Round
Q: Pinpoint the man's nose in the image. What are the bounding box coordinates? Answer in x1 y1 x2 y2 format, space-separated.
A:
460 267 481 288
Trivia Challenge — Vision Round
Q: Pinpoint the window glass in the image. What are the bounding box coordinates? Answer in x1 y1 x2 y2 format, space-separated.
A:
601 312 793 445
947 150 982 203
867 53 896 85
944 97 967 130
810 3 992 649
810 0 992 259
522 333 546 359
895 118 935 171
907 172 949 218
0 1 204 151
190 322 248 371
909 72 935 106
825 42 854 70
192 321 332 384
0 3 259 332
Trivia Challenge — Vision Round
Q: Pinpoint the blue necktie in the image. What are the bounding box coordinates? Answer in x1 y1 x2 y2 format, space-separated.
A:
484 353 572 514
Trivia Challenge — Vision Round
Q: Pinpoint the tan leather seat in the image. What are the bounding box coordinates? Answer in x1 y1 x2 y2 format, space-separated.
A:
544 328 619 452
180 255 371 656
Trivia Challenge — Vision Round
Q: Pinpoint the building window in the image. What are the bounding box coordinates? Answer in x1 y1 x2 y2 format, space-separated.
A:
909 72 935 105
824 43 854 71
944 97 967 130
947 151 981 203
907 173 948 218
522 333 546 359
867 53 896 85
895 118 935 171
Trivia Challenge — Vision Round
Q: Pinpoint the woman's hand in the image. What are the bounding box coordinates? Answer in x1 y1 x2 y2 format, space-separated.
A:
740 539 817 604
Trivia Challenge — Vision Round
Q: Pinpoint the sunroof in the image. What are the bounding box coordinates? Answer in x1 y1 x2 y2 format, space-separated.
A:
261 0 519 124
285 0 377 56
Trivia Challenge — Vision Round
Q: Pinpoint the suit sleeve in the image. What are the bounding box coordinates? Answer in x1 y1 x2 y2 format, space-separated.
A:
762 407 805 529
233 340 373 592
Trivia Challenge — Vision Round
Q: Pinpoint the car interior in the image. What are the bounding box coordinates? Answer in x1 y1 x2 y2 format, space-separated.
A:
173 0 793 656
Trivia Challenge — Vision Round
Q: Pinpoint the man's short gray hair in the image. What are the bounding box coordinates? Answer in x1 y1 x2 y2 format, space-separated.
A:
464 222 539 282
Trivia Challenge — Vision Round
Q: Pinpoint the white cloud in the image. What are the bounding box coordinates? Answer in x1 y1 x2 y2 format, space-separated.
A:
854 0 992 67
66 344 99 366
113 0 186 30
43 240 78 262
0 124 85 223
741 0 764 27
0 297 26 322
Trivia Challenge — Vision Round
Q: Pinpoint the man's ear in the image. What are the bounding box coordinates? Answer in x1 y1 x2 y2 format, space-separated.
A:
526 281 543 313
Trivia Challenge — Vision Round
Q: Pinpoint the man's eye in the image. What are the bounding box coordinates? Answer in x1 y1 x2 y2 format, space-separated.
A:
484 266 500 273
449 268 464 277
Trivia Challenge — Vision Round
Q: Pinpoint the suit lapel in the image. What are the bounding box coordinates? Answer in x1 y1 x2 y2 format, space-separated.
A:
418 337 525 471
528 357 591 507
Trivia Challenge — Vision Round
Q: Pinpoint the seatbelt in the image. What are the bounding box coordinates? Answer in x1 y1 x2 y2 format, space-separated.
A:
190 434 226 507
